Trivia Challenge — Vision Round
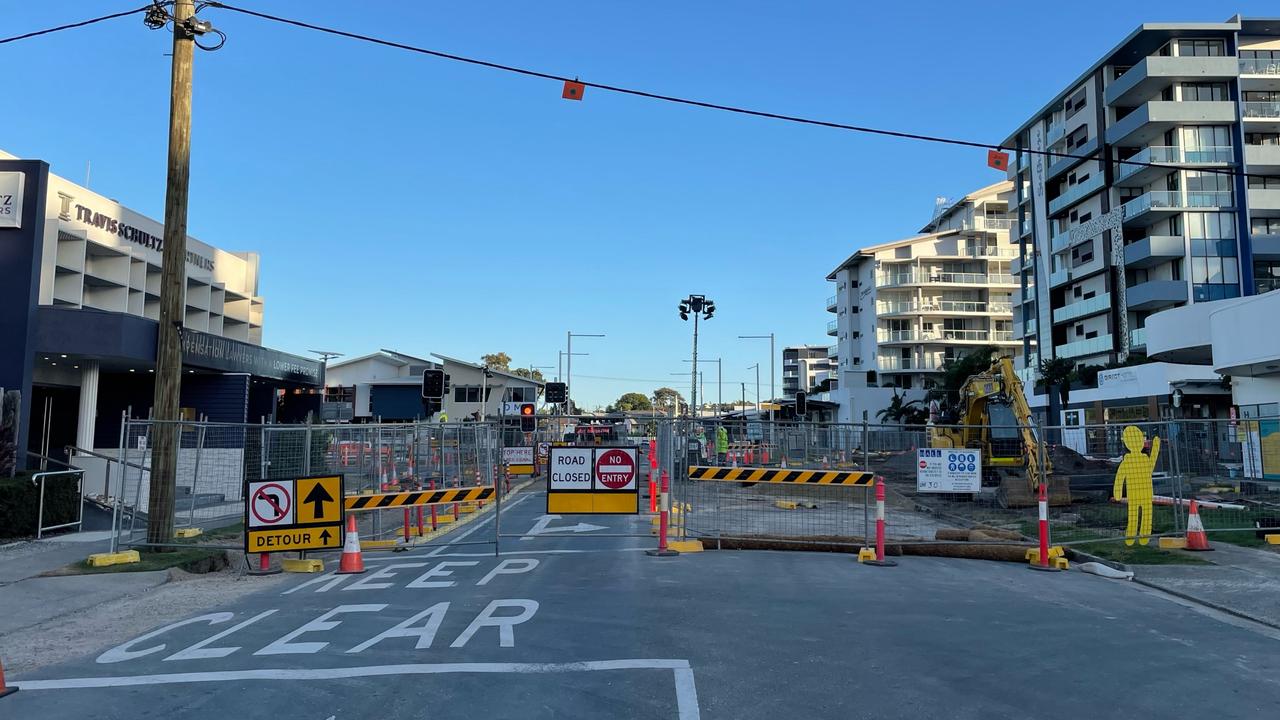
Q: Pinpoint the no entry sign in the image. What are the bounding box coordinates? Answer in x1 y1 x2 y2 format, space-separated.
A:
595 448 636 490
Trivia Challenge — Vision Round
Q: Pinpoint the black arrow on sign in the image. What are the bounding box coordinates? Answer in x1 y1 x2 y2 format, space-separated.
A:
303 482 335 519
319 528 333 544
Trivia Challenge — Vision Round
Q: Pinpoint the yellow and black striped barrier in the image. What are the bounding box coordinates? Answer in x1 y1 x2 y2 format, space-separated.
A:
344 486 495 511
687 466 874 486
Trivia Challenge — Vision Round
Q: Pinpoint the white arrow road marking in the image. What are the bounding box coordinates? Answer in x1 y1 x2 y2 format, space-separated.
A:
521 515 608 541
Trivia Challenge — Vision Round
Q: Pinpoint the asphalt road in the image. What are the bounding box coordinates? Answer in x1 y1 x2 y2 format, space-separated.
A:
8 484 1280 719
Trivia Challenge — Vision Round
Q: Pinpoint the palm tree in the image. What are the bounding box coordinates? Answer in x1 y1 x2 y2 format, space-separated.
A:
877 392 928 425
1038 357 1076 408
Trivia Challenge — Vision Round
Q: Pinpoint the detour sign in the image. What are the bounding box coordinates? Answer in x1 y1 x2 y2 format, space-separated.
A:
595 448 636 490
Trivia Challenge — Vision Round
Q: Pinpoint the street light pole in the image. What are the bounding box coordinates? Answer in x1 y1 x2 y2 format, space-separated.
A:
749 363 761 414
683 358 721 415
565 332 604 414
738 333 776 404
678 295 715 419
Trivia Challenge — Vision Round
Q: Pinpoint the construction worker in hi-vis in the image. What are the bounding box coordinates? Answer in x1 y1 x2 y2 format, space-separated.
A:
1112 426 1160 546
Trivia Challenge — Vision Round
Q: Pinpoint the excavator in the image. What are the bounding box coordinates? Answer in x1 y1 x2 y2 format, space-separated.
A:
928 356 1071 508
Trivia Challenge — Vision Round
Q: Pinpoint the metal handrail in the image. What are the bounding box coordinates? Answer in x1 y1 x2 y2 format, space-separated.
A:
66 445 151 473
32 469 85 539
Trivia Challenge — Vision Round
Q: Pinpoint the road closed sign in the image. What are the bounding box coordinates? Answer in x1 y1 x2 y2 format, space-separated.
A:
916 448 981 493
547 447 639 515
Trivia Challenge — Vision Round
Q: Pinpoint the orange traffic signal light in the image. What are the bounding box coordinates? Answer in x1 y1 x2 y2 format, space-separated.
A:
520 403 536 431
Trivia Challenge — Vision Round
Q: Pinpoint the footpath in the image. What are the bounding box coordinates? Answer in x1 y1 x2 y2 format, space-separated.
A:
1129 542 1280 629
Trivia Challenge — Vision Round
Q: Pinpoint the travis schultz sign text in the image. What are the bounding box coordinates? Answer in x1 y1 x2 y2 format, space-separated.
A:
181 330 322 385
72 204 215 271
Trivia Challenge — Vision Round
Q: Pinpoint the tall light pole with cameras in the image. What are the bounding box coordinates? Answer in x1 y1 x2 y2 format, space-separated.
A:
678 295 715 418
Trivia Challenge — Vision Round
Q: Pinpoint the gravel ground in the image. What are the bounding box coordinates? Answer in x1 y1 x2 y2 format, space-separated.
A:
2 559 290 674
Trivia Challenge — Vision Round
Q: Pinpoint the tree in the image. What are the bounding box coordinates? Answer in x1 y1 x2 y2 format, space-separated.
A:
927 345 999 408
480 352 511 371
610 392 653 412
652 387 686 415
511 367 545 383
876 392 928 426
1038 357 1077 409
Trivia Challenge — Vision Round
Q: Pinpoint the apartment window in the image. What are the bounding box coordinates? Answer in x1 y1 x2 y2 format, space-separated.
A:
1242 49 1280 60
1066 126 1089 150
1180 83 1228 102
454 386 483 403
1180 126 1232 151
1075 325 1084 337
1187 212 1236 241
1248 175 1280 189
507 387 532 402
1176 39 1225 57
1252 217 1280 234
1246 132 1280 146
1113 65 1132 80
1185 171 1232 202
1065 89 1087 120
1256 261 1280 293
1245 90 1280 103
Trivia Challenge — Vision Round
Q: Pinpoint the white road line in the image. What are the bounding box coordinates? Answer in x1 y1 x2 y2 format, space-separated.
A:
15 659 702 718
430 548 652 558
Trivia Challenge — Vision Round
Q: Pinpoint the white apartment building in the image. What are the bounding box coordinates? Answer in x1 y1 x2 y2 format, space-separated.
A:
825 181 1021 422
782 345 834 398
1003 16 1280 424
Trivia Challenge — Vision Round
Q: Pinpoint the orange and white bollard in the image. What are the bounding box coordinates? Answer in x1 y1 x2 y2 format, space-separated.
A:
429 478 439 531
646 469 679 557
860 477 897 567
1029 480 1062 572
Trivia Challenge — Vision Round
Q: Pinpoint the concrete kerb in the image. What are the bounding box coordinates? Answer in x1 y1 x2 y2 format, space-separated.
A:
1130 577 1280 633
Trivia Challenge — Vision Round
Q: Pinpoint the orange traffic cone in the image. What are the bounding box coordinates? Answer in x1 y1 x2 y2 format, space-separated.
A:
1185 500 1213 551
0 657 16 698
762 447 770 465
337 514 366 574
745 447 754 465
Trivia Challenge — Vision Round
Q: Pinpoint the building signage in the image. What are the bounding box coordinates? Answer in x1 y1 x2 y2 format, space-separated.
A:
916 448 981 493
245 474 344 553
503 446 535 476
0 172 24 228
181 328 322 385
546 446 640 514
68 202 215 271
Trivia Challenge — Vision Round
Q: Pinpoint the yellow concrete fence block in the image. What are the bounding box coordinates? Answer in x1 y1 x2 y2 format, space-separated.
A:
668 540 703 553
174 528 202 539
86 550 141 567
1158 537 1187 550
774 500 798 510
282 558 324 573
857 547 877 563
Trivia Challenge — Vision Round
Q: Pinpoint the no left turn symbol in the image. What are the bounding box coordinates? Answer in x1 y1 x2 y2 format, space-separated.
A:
250 482 292 526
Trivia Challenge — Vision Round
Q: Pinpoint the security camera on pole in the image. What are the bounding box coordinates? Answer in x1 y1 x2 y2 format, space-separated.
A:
677 295 715 419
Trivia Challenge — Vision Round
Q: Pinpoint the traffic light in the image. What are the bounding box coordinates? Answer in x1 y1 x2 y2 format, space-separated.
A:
795 390 808 418
422 368 445 399
519 403 536 432
545 382 567 404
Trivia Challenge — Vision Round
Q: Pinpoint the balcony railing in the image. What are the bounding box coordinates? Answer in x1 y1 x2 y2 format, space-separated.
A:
825 294 837 311
877 300 1014 315
1129 327 1147 349
826 319 837 335
1021 218 1034 237
1056 334 1114 359
1054 293 1111 323
827 344 839 358
964 244 1018 257
1243 101 1280 119
1121 190 1233 218
1241 58 1280 76
877 357 941 371
967 217 1015 232
1116 145 1234 182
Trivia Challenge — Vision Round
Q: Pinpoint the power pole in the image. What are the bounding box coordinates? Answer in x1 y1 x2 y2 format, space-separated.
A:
147 0 197 547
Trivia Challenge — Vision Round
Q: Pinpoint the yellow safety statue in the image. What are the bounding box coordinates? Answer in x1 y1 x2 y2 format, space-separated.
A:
1112 426 1160 546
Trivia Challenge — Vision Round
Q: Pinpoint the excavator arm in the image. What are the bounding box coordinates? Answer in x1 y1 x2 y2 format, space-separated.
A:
993 357 1052 488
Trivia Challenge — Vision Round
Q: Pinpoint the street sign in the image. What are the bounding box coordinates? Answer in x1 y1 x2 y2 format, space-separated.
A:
503 446 536 476
595 448 636 490
546 446 640 514
244 474 345 553
916 448 981 493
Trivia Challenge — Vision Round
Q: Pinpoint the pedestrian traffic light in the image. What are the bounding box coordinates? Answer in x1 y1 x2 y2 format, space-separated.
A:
422 368 445 399
545 382 567 404
520 403 537 432
795 390 808 417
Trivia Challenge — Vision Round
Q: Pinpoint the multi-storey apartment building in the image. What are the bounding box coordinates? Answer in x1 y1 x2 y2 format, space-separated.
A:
782 345 834 398
825 181 1020 422
1002 16 1280 423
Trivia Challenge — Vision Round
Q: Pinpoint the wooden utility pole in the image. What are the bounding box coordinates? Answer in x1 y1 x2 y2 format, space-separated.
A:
147 0 196 547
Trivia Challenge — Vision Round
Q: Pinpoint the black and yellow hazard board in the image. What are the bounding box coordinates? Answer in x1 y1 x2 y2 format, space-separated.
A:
344 486 495 511
244 474 345 553
687 466 875 486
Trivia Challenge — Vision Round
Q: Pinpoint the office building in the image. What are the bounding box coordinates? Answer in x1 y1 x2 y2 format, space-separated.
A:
782 345 835 398
0 150 321 473
1002 15 1280 423
825 181 1020 422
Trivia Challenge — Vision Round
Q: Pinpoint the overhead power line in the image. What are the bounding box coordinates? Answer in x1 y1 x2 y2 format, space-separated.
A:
0 5 151 45
206 1 1262 180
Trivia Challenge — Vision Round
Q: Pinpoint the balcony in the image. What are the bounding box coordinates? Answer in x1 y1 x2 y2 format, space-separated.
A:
1104 55 1239 107
826 294 837 312
1106 101 1237 147
1127 279 1188 311
1047 137 1098 181
1053 292 1111 324
1248 188 1280 217
1242 101 1280 120
877 357 941 372
962 217 1015 233
1121 190 1233 227
1240 58 1280 77
827 343 839 359
1047 173 1106 215
1116 145 1235 187
1124 235 1185 269
826 319 838 336
1056 334 1114 359
963 243 1017 257
1020 218 1034 237
1245 143 1280 173
1129 327 1147 350
875 271 1016 288
1050 229 1073 254
1253 234 1280 261
1049 265 1071 288
1046 121 1066 147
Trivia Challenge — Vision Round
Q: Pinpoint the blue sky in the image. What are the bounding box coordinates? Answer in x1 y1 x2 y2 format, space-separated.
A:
5 1 1271 408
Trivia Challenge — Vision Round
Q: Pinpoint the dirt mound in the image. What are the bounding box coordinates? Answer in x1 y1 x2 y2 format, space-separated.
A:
1047 444 1114 473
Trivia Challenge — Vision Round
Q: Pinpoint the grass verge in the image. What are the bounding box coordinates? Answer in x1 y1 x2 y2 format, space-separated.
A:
44 546 229 576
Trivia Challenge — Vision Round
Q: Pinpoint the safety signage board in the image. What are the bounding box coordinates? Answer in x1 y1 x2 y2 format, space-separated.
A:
244 474 345 552
503 446 536 476
547 446 639 514
916 448 981 493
